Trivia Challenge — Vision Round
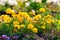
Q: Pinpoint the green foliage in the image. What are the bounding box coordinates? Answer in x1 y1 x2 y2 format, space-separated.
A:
0 2 12 11
27 2 45 12
55 12 60 20
42 0 47 4
0 5 7 11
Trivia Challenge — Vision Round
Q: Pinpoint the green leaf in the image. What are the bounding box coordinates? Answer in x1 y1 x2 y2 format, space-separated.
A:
57 26 60 31
42 0 47 4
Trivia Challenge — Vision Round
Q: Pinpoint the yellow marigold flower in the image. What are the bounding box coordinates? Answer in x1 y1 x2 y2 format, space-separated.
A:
20 24 25 28
17 14 21 18
41 26 46 29
23 13 30 19
18 12 23 17
43 16 48 21
33 17 38 21
32 28 38 33
36 15 41 19
51 20 54 23
12 14 17 18
6 8 12 14
6 8 15 14
13 21 19 25
18 18 23 23
29 12 35 16
4 17 11 23
47 19 52 24
27 24 34 30
47 21 51 24
11 10 16 14
47 15 52 18
39 8 46 12
17 15 23 23
14 25 21 29
43 16 49 21
33 15 41 21
18 12 22 14
25 15 30 19
41 22 45 25
1 15 9 19
43 15 52 21
1 15 11 23
27 17 33 23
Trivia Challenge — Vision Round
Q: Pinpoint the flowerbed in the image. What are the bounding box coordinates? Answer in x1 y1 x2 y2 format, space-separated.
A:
0 0 60 40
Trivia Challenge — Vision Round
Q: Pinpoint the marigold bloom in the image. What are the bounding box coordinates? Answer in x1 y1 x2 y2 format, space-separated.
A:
6 8 12 14
1 15 9 19
27 17 33 23
12 14 17 18
14 25 21 29
41 26 46 29
39 8 46 12
29 12 35 16
27 24 34 30
20 24 25 28
36 15 41 19
33 15 41 21
13 21 19 25
4 17 11 23
17 18 23 23
41 22 45 25
17 15 23 23
32 28 38 33
47 19 52 24
47 15 52 18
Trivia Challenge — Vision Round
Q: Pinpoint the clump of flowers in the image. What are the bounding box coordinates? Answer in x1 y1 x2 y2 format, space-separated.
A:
0 0 60 40
0 8 59 40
